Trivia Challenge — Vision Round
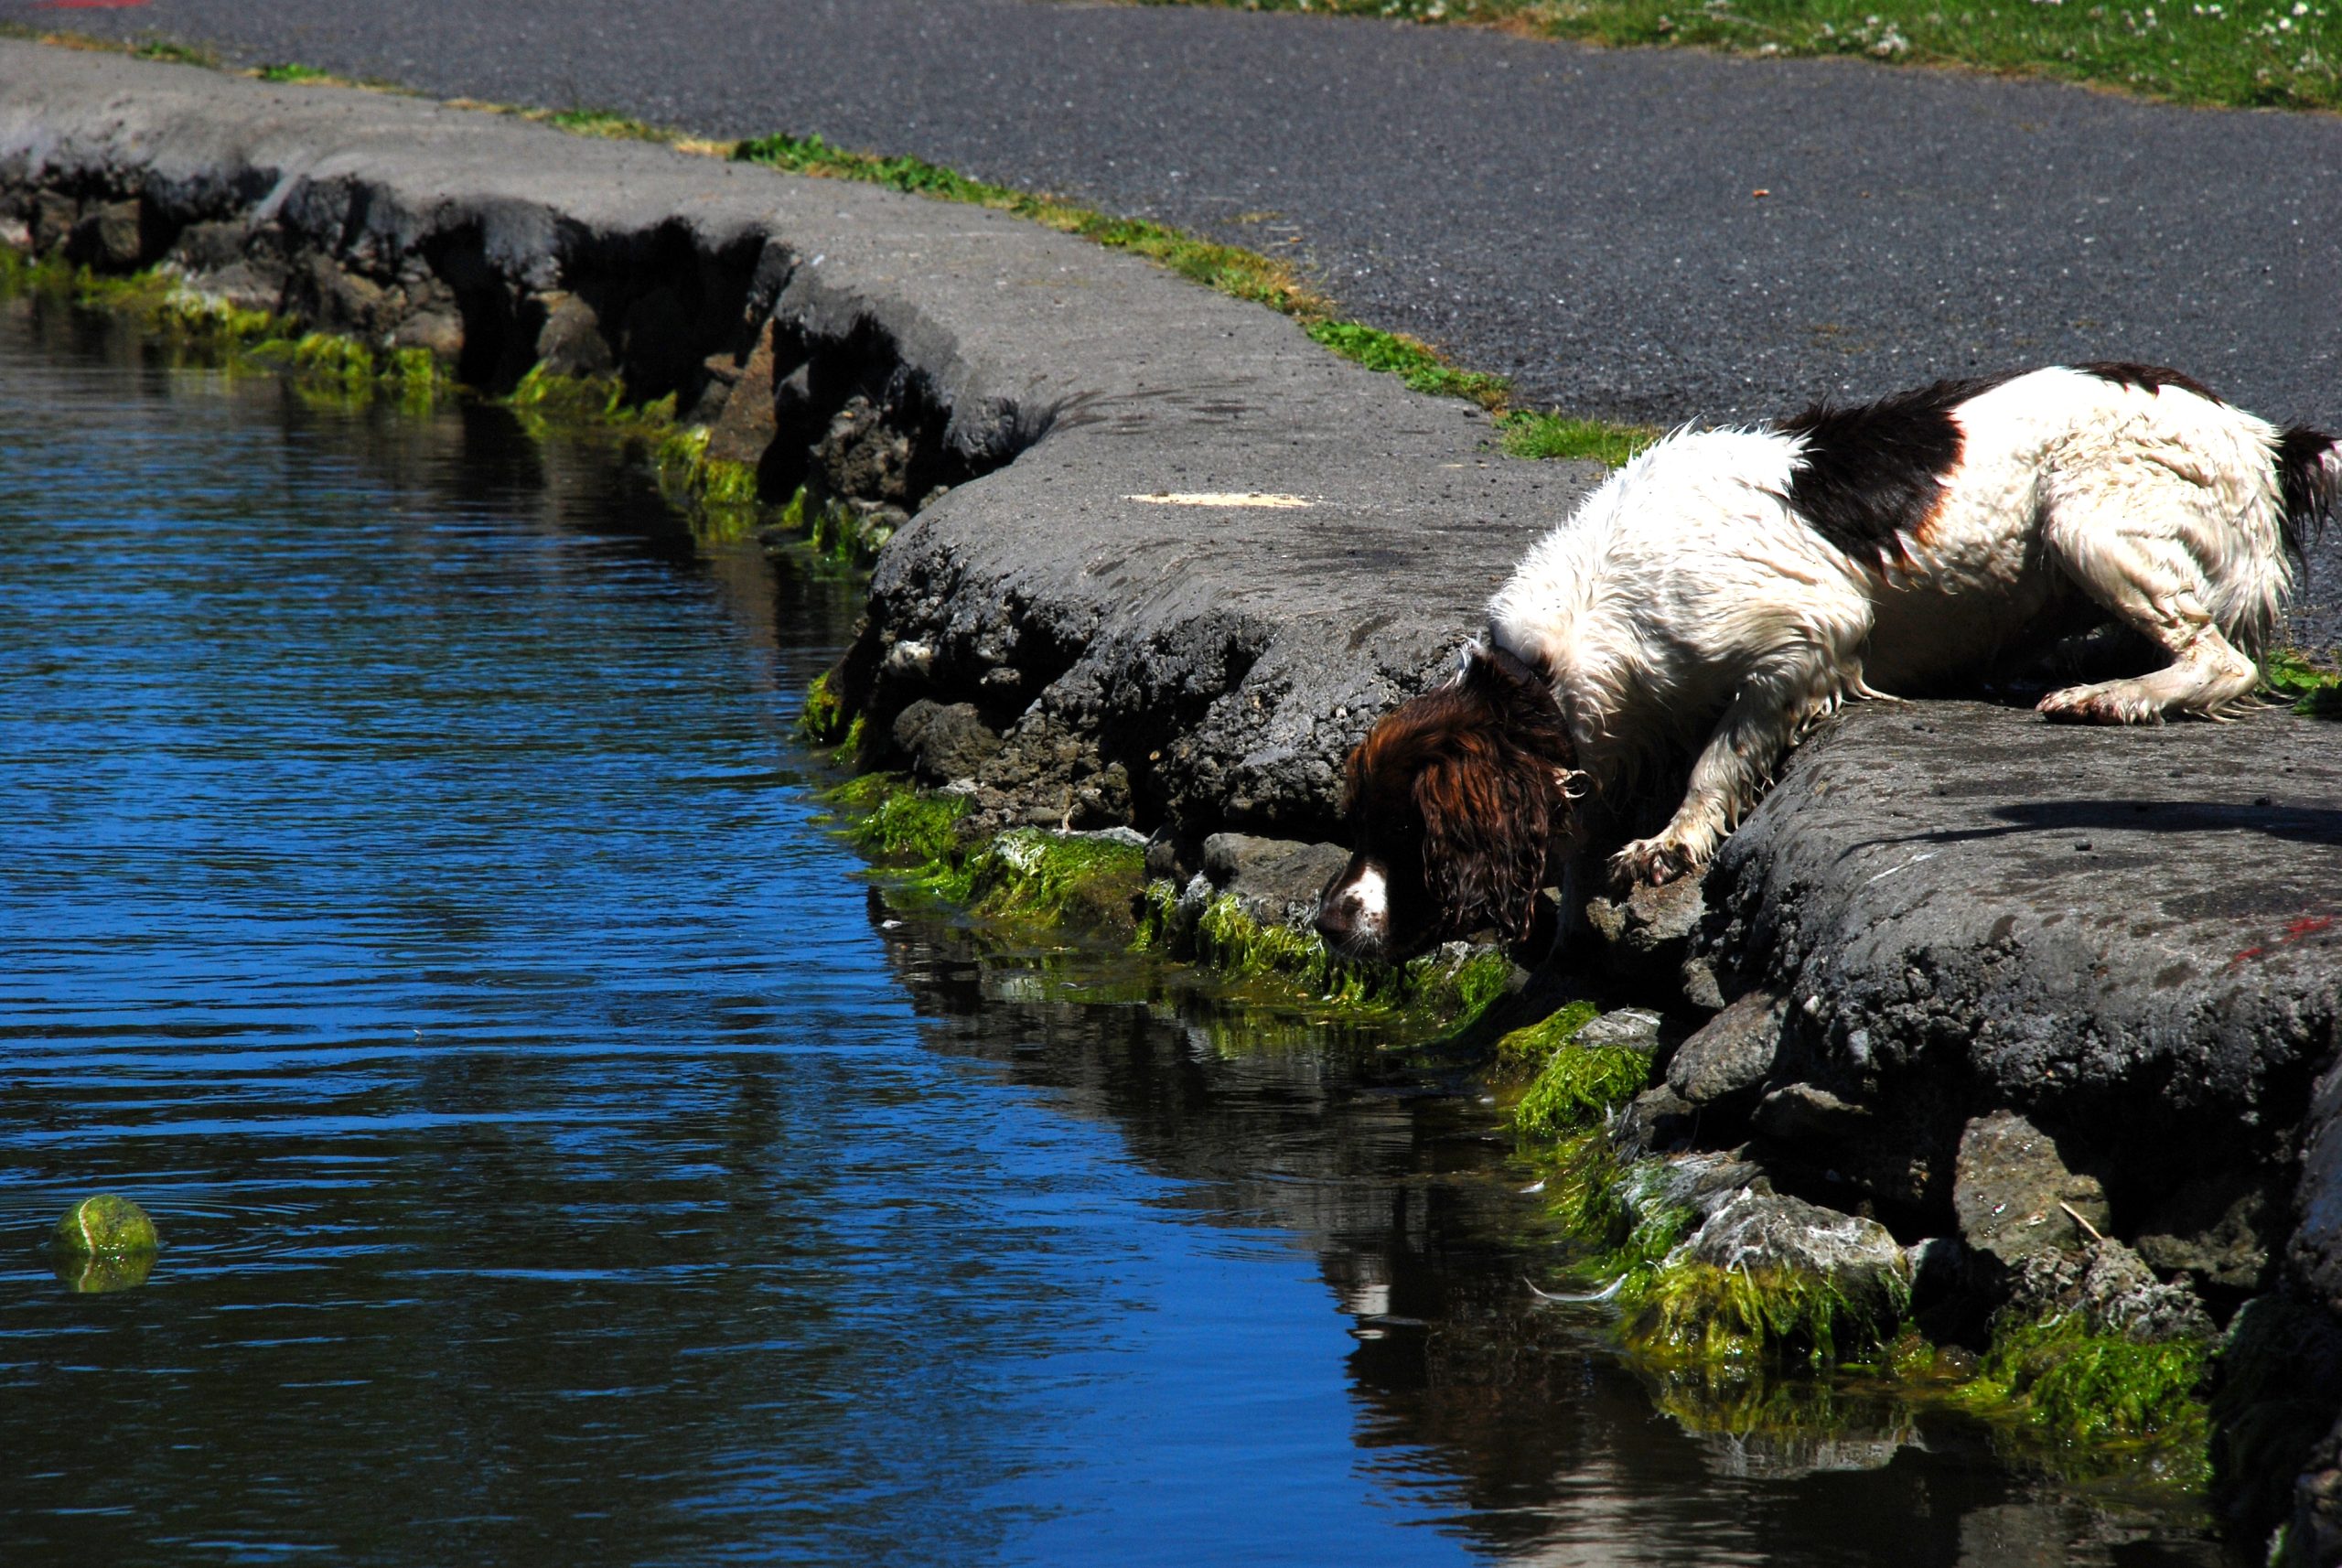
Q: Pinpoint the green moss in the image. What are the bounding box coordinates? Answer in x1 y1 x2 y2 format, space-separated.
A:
1491 999 1600 1079
149 290 284 349
67 266 176 312
965 829 1148 931
843 779 970 865
290 331 378 389
1513 1037 1655 1139
255 61 335 83
508 362 630 419
2 252 449 403
1965 1314 2210 1456
1499 409 1663 468
791 486 892 566
695 454 760 507
1621 1259 1908 1369
796 671 849 745
535 106 675 142
822 778 1149 938
0 245 73 294
648 424 769 538
1137 886 1509 1024
2266 647 2342 718
129 36 219 69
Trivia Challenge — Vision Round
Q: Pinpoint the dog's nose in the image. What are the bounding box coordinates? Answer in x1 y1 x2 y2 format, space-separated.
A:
1314 861 1389 961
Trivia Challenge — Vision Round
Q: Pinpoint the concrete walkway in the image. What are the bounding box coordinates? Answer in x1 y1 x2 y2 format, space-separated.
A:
6 0 2337 435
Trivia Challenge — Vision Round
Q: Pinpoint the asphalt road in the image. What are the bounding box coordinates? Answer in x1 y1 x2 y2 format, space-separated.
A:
7 0 2337 430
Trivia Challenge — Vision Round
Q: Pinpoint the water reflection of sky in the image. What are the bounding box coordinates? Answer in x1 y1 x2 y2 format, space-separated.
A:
0 302 1478 1567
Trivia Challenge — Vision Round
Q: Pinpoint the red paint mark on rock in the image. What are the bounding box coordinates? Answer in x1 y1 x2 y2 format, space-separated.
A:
2229 913 2336 968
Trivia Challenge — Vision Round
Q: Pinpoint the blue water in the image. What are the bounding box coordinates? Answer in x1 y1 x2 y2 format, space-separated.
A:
0 297 2224 1566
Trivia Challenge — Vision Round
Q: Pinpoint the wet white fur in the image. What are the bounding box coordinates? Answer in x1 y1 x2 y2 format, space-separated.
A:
1485 366 2315 885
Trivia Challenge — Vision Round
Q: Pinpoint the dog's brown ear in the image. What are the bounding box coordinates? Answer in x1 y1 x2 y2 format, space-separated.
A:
1413 732 1556 950
1405 644 1582 951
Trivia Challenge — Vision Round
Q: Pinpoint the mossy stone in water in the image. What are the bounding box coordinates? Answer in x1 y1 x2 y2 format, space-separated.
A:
51 1194 160 1257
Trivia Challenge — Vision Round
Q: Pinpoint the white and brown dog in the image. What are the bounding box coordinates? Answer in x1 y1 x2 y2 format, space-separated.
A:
1316 363 2340 964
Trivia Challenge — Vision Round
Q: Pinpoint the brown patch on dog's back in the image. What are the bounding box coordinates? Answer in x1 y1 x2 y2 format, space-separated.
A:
1778 373 2014 562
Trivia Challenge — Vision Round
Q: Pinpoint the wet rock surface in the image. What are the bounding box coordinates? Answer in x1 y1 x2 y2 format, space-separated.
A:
1951 1110 2112 1266
1198 832 1350 929
1681 1190 1909 1320
2005 1239 2216 1343
1666 988 1786 1115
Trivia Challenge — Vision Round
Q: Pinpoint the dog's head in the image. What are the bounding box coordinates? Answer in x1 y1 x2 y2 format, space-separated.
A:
1314 644 1584 964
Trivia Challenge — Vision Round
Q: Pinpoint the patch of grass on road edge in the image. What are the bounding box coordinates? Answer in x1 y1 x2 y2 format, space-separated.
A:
733 130 1645 456
1140 0 2340 113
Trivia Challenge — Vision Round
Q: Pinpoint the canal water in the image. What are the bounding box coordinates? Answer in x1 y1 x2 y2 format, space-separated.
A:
0 296 2228 1565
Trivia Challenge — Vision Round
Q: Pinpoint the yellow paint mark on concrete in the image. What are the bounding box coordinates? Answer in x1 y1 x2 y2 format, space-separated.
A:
1124 492 1313 509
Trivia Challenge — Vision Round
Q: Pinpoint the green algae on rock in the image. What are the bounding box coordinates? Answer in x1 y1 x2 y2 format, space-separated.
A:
1966 1314 2210 1457
825 775 1148 938
1507 1007 1653 1139
1139 880 1512 1024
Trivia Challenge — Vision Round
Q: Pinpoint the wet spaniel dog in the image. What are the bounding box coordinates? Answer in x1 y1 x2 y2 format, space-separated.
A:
1316 363 2339 964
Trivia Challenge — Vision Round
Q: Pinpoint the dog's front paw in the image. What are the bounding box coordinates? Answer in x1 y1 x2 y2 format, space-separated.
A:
1610 835 1696 889
2036 682 2165 726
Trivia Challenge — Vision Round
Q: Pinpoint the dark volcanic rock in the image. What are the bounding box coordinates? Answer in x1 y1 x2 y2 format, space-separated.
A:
1666 989 1786 1113
1617 1084 1695 1155
1584 875 1720 1006
892 699 1003 786
1576 1006 1663 1051
1700 701 2340 1231
2137 1166 2285 1292
534 290 615 379
704 319 779 467
66 198 144 271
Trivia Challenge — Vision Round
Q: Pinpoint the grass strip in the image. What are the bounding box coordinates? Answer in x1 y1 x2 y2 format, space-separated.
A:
1142 0 2340 113
733 130 1650 457
2265 648 2342 718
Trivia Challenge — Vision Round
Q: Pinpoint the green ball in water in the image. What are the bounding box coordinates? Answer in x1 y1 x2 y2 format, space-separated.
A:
51 1194 160 1257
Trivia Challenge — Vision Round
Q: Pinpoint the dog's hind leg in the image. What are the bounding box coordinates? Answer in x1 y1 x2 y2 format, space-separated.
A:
2035 477 2266 725
1610 647 1845 886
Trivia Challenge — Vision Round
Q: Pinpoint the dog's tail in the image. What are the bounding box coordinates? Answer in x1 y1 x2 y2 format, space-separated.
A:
2274 425 2342 569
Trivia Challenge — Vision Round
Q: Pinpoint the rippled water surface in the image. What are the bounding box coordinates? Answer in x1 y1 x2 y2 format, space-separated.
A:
0 299 2228 1566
